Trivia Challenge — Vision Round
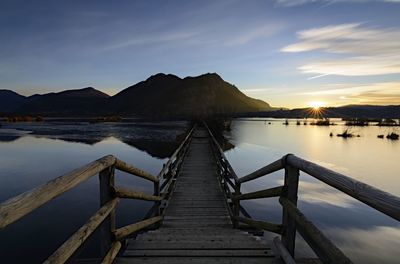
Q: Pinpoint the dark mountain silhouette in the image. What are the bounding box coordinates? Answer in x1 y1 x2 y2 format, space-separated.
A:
17 87 110 116
109 73 273 117
0 90 27 112
1 73 399 118
243 105 400 119
2 73 273 117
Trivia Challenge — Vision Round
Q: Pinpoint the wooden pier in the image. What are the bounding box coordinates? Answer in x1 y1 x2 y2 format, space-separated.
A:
117 127 274 263
0 123 399 264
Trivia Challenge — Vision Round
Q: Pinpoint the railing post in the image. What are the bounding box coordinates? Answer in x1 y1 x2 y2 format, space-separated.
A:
233 181 241 228
154 180 160 217
281 154 300 257
99 165 116 256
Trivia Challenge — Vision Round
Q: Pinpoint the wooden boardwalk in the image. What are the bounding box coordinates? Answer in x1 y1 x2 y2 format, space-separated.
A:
2 123 399 264
117 127 275 263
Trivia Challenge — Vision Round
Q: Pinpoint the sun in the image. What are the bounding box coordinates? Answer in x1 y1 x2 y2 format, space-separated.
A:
309 101 326 110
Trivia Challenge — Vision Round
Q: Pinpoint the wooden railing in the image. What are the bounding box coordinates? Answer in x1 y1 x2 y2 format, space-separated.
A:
0 125 195 264
206 124 400 264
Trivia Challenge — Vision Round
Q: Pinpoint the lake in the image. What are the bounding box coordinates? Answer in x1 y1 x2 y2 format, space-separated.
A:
0 119 399 263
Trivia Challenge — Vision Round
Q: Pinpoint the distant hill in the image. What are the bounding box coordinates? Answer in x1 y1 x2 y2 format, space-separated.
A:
2 73 274 117
16 87 110 116
109 73 273 117
243 105 400 119
0 90 26 112
2 74 399 119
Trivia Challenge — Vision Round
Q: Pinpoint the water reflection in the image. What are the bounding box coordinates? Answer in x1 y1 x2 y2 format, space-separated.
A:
0 121 189 158
224 118 400 263
0 121 188 263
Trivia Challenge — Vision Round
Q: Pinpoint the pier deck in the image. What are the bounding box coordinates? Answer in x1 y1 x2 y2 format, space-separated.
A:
117 127 274 263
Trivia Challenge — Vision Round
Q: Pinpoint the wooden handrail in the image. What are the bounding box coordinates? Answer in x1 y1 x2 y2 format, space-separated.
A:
238 159 284 184
234 216 282 234
286 154 400 222
157 124 196 179
280 197 353 263
44 198 119 264
0 124 197 264
101 241 122 264
114 215 163 240
272 237 296 264
114 186 162 201
0 155 116 229
233 186 283 201
115 158 158 183
204 123 238 181
207 131 399 263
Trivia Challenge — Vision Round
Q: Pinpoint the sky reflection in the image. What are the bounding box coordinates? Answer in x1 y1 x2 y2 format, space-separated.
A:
225 119 400 263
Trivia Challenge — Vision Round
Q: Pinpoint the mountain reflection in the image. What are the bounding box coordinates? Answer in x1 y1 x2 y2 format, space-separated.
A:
0 121 236 159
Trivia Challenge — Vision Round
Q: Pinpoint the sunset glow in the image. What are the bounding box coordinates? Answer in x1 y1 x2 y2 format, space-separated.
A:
0 1 399 109
309 101 326 110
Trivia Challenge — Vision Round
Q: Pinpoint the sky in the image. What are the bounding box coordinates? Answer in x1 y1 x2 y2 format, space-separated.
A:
0 0 399 108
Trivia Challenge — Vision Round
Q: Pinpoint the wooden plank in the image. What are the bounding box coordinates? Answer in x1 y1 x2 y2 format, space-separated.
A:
116 257 275 264
287 154 400 222
123 249 274 257
135 235 261 241
128 241 268 249
0 155 116 229
280 197 353 264
118 125 275 263
115 158 158 183
44 198 119 264
115 186 162 202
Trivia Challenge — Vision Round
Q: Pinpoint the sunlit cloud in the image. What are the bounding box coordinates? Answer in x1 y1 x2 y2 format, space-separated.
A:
300 82 400 105
307 73 331 80
282 23 400 76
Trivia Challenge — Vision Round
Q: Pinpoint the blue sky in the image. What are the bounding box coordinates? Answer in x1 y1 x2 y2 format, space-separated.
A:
0 0 399 108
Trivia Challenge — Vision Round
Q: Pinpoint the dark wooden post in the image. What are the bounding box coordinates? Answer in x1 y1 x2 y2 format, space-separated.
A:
99 165 116 256
233 181 241 228
281 154 300 257
154 180 160 217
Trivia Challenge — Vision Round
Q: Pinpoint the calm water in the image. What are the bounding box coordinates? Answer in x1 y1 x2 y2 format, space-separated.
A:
0 121 188 263
0 119 399 263
225 119 400 264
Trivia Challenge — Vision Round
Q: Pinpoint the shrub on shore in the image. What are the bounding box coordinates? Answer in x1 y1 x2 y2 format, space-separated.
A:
5 116 44 122
90 116 122 123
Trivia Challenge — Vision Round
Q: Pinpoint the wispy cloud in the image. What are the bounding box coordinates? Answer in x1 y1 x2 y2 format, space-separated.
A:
100 22 284 52
282 23 400 76
101 31 199 51
300 82 400 104
275 0 400 7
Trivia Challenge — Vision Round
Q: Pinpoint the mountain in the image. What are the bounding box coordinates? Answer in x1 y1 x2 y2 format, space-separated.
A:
0 90 27 112
109 73 273 117
17 87 110 116
244 105 400 119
